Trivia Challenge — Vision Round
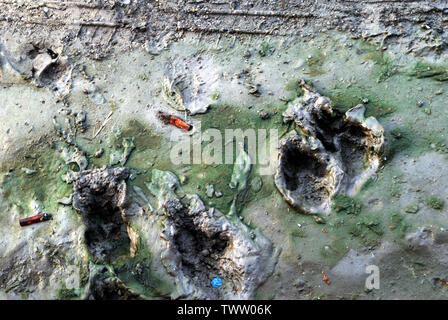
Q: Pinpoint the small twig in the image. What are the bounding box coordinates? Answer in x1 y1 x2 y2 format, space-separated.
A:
92 111 113 138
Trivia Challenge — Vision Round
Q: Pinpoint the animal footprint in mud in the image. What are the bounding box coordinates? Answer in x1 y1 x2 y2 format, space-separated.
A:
72 167 135 263
275 80 384 214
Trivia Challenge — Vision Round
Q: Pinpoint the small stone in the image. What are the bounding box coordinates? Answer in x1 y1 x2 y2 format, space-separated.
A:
313 216 326 224
362 97 369 104
404 204 419 214
258 111 270 120
243 50 251 58
248 85 260 96
206 184 215 198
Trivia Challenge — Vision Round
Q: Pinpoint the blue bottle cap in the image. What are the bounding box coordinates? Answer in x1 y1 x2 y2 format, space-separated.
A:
211 277 222 288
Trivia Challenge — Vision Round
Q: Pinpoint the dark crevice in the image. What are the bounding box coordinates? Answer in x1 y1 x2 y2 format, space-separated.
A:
281 142 327 192
73 168 131 264
83 202 130 264
163 199 241 296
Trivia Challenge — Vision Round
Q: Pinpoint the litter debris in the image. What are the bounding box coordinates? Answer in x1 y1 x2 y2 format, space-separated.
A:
211 277 222 288
19 213 52 227
157 111 193 131
321 271 331 285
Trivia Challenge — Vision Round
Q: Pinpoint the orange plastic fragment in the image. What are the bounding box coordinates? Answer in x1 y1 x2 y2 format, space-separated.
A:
321 271 331 285
158 111 193 132
169 116 192 131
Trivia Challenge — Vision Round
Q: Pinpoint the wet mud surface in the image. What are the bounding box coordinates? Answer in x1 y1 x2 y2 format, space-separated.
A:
1 0 448 300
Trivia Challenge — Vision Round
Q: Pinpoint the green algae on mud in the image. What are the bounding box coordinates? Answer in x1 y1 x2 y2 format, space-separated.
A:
198 103 286 132
284 78 305 101
389 211 411 239
2 30 448 300
408 61 448 82
187 84 395 267
317 83 397 119
314 196 384 265
121 119 162 151
112 240 174 299
109 106 284 217
359 42 398 83
304 50 326 77
258 41 274 57
173 103 288 214
319 238 349 267
331 194 362 216
57 285 80 300
0 138 173 299
425 195 445 210
0 143 73 217
99 36 448 233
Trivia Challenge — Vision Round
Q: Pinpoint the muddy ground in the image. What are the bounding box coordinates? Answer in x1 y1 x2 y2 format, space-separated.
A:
0 0 448 300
